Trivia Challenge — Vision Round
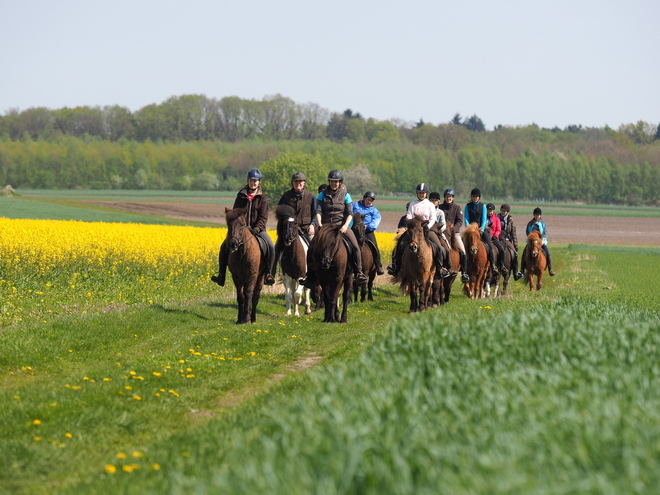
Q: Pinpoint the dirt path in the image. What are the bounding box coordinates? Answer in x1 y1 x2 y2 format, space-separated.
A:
85 200 660 246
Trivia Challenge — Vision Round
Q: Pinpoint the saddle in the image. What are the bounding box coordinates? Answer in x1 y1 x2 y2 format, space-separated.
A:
340 233 354 259
253 232 270 261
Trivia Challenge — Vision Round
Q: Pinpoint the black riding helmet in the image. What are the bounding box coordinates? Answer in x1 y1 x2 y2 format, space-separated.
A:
500 203 511 212
416 183 429 193
429 191 441 201
363 191 376 200
327 169 344 182
470 187 481 197
534 207 542 215
486 203 496 211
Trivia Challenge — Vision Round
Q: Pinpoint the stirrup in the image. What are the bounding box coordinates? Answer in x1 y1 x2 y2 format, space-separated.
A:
264 273 275 285
549 270 556 276
439 267 451 279
386 265 396 275
461 273 469 283
377 267 385 276
514 271 523 281
210 274 225 287
356 271 368 283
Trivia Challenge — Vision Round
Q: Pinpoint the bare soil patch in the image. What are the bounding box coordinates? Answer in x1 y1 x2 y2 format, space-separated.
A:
85 200 660 246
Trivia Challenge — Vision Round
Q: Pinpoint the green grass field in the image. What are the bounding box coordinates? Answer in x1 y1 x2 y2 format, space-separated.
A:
1 196 659 494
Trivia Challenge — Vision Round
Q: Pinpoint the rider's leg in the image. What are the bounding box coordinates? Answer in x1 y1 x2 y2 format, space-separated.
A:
481 231 497 274
366 231 384 275
301 237 316 289
520 245 527 275
429 231 450 278
455 233 469 283
258 231 276 285
511 243 523 280
211 240 229 286
387 231 408 276
543 245 556 275
344 228 367 283
492 237 507 275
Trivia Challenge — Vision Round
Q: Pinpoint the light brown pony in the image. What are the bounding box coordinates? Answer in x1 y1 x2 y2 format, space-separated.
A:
225 206 265 324
275 205 311 316
524 230 547 291
351 212 377 302
432 221 460 305
310 224 352 323
461 223 490 299
394 217 435 313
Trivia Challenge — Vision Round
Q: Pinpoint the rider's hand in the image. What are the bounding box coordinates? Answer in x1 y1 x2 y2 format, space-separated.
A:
308 225 315 236
339 225 348 234
249 227 259 236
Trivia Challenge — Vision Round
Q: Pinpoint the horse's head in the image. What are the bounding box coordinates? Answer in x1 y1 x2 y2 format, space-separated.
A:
528 231 543 258
276 205 298 247
225 206 250 253
406 217 429 254
352 212 366 245
462 223 481 255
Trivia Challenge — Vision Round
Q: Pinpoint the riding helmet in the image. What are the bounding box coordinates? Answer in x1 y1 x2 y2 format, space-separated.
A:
533 207 542 215
291 171 306 182
500 203 511 212
486 203 495 211
363 191 376 200
416 183 429 193
429 191 441 201
470 187 481 197
327 169 344 182
443 188 455 197
247 168 263 180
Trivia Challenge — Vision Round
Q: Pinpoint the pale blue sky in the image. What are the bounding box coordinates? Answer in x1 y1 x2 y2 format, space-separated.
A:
1 0 658 130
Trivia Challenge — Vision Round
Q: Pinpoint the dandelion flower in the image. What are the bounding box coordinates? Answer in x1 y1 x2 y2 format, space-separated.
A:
122 465 134 473
105 464 117 474
117 452 127 459
131 451 143 458
32 419 41 425
64 432 73 439
150 463 161 470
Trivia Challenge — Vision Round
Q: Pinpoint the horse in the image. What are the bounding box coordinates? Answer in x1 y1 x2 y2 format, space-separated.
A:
431 222 460 305
351 212 377 302
524 230 547 291
225 206 266 324
484 233 513 298
394 217 435 313
275 205 311 317
309 224 352 323
461 223 490 300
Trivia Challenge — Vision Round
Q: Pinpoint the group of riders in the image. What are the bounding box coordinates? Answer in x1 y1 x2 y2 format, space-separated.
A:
210 168 555 289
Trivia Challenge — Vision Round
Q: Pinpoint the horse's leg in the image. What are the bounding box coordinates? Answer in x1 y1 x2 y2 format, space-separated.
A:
409 283 417 314
250 278 264 323
283 275 293 316
303 287 312 315
293 282 304 317
367 273 375 301
236 286 247 324
340 276 350 323
244 286 254 324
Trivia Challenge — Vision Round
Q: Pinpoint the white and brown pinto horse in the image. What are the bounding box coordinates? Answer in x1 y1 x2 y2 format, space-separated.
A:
275 205 311 317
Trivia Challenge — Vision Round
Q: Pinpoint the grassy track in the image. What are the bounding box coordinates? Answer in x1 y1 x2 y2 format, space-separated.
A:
2 197 659 493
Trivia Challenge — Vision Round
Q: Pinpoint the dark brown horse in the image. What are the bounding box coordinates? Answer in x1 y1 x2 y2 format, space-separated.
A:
394 218 435 313
275 205 311 316
524 230 547 291
225 206 265 324
309 224 352 323
432 222 460 305
461 223 489 300
351 212 377 302
484 233 513 298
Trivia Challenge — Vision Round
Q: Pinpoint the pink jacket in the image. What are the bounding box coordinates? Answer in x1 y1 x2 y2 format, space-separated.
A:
488 214 502 239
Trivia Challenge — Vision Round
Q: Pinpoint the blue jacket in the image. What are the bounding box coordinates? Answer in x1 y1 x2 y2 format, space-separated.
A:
352 200 382 233
526 219 548 245
464 201 487 232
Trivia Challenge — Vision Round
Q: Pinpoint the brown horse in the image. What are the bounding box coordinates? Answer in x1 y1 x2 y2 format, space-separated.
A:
351 212 377 302
432 222 460 305
394 218 435 313
275 205 311 317
524 230 547 291
310 224 352 323
225 206 265 324
461 223 490 300
484 234 513 298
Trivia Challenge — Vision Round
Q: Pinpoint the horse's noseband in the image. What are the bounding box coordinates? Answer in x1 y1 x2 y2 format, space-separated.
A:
228 236 244 253
284 217 297 246
409 241 419 253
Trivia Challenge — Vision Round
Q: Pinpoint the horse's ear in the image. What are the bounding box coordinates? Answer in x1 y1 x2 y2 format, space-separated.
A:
421 220 429 229
225 207 231 214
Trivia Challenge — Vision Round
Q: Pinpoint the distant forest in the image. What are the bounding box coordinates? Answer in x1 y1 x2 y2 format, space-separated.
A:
1 94 659 205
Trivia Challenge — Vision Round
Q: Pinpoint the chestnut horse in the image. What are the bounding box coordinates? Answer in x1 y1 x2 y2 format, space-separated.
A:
310 224 352 323
432 221 460 305
524 230 547 291
461 223 490 299
225 206 265 324
394 218 435 313
275 205 311 317
351 212 377 302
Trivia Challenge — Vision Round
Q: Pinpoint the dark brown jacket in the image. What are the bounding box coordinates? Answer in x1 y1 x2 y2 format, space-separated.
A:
498 212 518 250
439 202 464 236
233 186 269 233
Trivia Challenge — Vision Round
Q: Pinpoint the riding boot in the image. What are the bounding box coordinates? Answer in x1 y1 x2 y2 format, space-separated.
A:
211 242 229 286
436 249 450 279
489 248 498 275
387 244 402 276
374 248 384 275
353 251 368 284
544 246 556 276
460 251 469 283
512 252 523 280
261 233 276 285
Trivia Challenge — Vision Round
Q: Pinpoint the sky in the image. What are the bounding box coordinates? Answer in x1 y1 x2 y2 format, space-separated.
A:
2 0 658 130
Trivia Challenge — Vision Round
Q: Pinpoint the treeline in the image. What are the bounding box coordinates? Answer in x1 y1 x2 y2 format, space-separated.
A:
0 94 659 205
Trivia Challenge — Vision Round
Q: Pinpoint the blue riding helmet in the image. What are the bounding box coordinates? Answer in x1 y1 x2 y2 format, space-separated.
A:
443 188 455 197
247 168 263 180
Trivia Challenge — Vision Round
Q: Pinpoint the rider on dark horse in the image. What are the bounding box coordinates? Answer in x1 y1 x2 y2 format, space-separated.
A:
351 191 385 275
486 203 509 276
211 168 276 287
498 203 524 280
301 169 368 289
464 188 499 275
272 171 318 279
438 188 469 283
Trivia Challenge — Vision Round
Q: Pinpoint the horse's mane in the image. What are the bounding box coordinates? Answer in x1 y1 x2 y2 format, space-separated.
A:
275 204 296 221
527 230 543 242
461 222 480 242
445 222 455 248
225 205 249 224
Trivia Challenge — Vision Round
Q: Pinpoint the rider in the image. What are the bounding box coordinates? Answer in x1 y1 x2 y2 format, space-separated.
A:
498 203 523 280
464 188 498 274
272 171 318 279
486 203 508 276
429 191 454 277
387 183 450 278
438 188 469 283
522 207 556 276
352 191 385 275
211 168 276 287
301 169 368 289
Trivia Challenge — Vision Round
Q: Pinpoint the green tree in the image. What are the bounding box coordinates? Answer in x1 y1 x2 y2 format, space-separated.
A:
259 152 328 200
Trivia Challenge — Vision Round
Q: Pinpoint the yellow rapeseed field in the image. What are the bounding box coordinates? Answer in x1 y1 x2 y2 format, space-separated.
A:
1 218 396 327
